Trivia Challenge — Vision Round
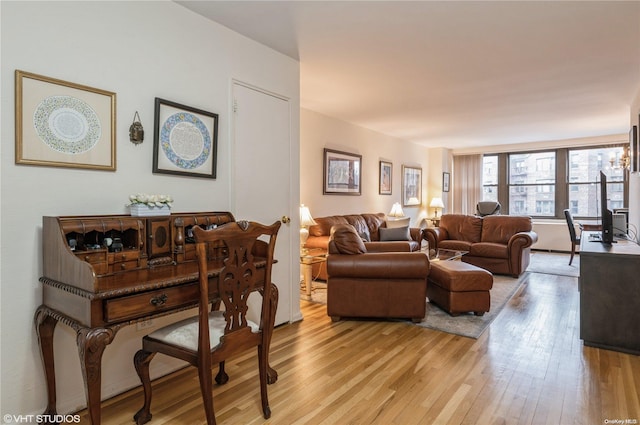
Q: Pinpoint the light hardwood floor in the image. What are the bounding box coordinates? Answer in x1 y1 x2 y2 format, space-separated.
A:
91 270 640 425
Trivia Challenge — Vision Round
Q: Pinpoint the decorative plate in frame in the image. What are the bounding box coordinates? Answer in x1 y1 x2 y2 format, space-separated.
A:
153 98 218 179
15 70 116 170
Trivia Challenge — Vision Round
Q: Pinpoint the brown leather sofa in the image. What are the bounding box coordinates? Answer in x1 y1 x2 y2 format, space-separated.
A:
326 224 430 322
305 213 422 280
424 214 538 277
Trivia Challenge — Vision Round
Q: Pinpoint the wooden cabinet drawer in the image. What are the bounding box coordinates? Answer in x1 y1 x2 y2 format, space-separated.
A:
76 250 107 264
108 250 140 264
109 260 140 273
75 250 108 275
104 284 199 323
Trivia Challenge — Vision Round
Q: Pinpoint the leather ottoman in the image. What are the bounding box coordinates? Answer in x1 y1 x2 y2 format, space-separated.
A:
427 261 493 316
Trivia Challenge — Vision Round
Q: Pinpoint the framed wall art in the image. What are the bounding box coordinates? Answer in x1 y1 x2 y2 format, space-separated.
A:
15 70 116 171
634 119 640 173
379 160 392 195
323 148 361 195
443 172 451 192
153 97 218 179
401 165 422 206
630 125 638 173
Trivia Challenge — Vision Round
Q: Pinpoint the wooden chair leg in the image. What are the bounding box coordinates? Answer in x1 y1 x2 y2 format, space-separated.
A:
198 362 216 425
258 345 271 419
569 242 576 265
215 361 228 385
133 350 156 425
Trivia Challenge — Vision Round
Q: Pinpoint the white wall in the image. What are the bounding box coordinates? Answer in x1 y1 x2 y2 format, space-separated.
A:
427 148 452 216
531 220 574 252
1 1 299 416
300 109 433 225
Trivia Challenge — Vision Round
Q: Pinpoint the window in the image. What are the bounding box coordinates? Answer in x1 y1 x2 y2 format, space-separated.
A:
481 155 498 202
508 152 556 217
567 146 625 217
482 144 628 219
570 200 578 214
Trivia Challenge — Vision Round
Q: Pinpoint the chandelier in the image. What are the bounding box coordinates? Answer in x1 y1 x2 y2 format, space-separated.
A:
609 146 631 170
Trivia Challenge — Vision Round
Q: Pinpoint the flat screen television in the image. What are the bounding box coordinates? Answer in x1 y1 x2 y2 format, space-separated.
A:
599 170 614 244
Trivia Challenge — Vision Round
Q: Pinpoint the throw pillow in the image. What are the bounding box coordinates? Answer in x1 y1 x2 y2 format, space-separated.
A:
330 224 367 254
385 217 411 229
379 225 411 241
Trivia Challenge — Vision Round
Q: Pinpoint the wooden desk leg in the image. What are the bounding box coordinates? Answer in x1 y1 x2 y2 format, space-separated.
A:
34 306 59 418
77 327 118 425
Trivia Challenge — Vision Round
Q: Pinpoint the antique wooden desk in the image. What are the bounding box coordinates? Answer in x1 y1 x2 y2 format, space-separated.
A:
35 212 278 425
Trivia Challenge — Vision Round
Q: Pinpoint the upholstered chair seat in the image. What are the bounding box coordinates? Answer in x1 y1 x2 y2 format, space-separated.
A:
147 311 259 351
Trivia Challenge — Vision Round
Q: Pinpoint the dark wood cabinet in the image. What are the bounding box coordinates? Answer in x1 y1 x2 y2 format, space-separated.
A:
579 232 640 355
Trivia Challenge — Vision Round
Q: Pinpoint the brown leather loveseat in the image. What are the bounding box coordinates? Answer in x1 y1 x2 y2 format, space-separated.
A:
424 214 538 277
326 224 430 322
305 213 422 280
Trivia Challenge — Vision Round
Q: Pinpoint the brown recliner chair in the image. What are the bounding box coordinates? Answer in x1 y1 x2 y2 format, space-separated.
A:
326 224 430 322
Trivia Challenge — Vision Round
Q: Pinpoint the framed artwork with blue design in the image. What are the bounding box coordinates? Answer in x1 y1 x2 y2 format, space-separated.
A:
153 98 218 178
15 70 116 171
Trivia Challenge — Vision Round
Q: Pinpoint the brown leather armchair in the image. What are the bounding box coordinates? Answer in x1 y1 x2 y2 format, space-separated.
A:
326 224 430 322
424 214 538 277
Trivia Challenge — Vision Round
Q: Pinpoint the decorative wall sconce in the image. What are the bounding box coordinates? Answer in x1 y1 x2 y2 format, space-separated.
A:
129 111 144 145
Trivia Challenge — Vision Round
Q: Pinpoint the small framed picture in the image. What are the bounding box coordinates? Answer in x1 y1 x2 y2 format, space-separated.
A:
153 98 218 179
402 165 422 206
323 148 362 195
443 172 451 192
15 70 116 171
379 161 392 195
633 122 639 173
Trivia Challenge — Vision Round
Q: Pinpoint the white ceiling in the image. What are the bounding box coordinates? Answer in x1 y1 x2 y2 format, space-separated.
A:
177 1 640 149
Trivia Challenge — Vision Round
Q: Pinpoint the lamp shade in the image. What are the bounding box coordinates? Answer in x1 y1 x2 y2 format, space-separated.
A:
299 205 317 227
429 197 445 209
389 202 404 218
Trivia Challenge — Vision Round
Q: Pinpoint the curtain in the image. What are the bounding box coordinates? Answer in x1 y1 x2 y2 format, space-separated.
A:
453 154 483 215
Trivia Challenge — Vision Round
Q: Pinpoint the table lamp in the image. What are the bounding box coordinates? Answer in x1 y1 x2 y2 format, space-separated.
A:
388 202 404 219
430 197 445 218
299 204 317 254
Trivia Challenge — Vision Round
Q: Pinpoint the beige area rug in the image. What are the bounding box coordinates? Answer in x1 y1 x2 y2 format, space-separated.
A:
527 250 580 277
416 273 523 338
302 280 328 304
300 276 523 339
300 252 575 339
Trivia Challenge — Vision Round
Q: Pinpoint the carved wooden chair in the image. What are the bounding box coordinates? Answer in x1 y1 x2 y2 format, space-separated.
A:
133 220 281 425
563 209 581 265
